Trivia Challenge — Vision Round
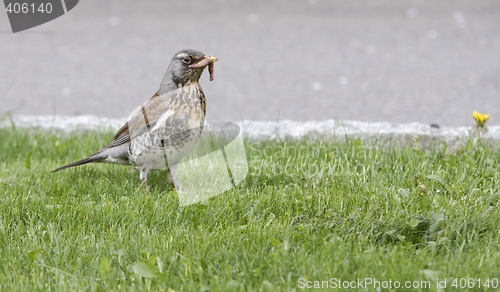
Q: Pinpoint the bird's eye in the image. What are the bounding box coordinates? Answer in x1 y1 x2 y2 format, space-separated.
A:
182 56 191 64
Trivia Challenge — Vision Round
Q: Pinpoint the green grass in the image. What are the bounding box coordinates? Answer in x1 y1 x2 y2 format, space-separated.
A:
1 127 500 291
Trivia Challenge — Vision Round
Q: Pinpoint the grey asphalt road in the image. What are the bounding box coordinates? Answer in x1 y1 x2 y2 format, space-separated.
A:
1 0 499 127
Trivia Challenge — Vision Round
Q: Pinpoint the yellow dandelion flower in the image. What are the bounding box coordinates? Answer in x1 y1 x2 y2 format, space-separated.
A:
472 111 490 128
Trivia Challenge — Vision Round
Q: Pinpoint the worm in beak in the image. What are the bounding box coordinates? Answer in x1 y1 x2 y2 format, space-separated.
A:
189 56 218 81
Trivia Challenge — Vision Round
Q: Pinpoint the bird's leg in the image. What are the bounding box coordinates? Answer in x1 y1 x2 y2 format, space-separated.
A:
166 164 178 189
166 170 175 189
139 166 150 190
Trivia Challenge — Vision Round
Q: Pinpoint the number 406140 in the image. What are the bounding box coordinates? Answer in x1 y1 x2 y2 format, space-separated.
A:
451 278 498 289
5 3 53 14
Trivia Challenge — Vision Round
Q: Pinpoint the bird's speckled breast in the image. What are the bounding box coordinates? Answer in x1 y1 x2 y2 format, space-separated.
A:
128 82 206 169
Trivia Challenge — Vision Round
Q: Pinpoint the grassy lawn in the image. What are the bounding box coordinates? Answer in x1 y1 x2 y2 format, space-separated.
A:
1 127 499 291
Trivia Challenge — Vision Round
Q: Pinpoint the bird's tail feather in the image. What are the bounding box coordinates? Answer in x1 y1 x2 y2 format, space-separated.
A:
52 156 102 172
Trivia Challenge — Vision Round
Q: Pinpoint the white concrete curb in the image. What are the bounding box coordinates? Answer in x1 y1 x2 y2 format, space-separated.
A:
2 115 499 150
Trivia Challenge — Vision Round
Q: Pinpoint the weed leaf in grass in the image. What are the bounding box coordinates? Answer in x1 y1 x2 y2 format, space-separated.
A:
420 269 440 281
409 218 420 229
132 262 158 279
27 249 43 264
398 188 410 199
99 257 111 278
428 212 445 234
132 259 166 280
25 151 31 169
426 174 445 186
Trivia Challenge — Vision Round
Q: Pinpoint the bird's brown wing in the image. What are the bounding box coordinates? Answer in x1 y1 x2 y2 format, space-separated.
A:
97 91 169 151
53 91 174 171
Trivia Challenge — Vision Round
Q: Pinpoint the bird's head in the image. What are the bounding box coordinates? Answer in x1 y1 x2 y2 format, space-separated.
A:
165 49 217 88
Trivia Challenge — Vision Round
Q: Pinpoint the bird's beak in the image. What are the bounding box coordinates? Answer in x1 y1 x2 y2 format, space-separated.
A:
188 56 218 69
204 56 218 63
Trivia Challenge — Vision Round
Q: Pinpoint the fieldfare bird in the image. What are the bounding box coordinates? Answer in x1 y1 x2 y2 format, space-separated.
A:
54 49 218 189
